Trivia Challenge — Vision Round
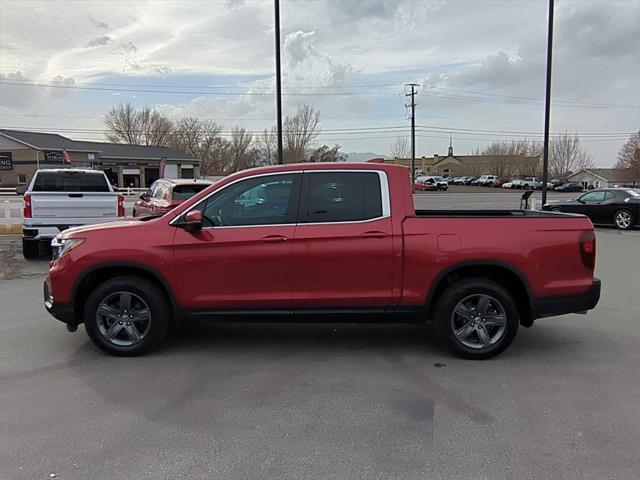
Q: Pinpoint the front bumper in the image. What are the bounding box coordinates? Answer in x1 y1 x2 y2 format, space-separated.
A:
532 278 601 319
44 281 74 326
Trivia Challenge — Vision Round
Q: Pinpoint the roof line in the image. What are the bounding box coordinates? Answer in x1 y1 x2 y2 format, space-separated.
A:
0 131 41 150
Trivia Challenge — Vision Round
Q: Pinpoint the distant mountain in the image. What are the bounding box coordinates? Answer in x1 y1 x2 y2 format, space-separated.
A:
343 152 386 162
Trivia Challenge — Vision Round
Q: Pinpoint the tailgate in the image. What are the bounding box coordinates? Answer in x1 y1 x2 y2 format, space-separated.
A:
30 192 118 220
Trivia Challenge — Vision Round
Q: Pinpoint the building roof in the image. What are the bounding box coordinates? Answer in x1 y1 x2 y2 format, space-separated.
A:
568 168 633 181
0 129 196 161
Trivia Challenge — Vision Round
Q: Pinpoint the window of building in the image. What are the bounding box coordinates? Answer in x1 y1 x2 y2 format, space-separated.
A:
17 174 27 184
301 172 383 223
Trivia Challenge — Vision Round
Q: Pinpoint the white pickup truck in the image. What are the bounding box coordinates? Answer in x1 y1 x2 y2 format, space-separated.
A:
20 169 125 258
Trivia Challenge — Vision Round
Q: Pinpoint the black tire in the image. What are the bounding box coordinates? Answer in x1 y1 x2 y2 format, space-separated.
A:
433 279 519 360
22 238 40 259
614 209 634 230
84 276 169 356
551 207 562 212
132 208 137 217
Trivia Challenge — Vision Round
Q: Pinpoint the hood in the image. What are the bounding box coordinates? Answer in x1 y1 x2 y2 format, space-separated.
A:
59 218 158 239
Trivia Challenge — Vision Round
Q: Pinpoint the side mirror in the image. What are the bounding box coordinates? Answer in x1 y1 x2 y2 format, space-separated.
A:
15 185 27 196
183 210 203 232
140 192 149 200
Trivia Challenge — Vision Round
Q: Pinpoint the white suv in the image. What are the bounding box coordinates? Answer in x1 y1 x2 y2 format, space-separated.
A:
477 175 498 186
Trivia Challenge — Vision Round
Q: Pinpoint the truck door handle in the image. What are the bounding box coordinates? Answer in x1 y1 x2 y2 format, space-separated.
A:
261 235 288 243
360 231 388 239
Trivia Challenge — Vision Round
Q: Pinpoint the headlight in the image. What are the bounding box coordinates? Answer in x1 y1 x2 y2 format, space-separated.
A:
51 237 85 260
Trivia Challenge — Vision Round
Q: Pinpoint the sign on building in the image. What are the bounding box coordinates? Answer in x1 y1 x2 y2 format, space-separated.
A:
44 151 65 162
0 152 12 170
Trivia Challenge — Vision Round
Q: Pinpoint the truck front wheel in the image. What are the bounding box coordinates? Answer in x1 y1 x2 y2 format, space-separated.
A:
434 279 519 359
83 276 169 356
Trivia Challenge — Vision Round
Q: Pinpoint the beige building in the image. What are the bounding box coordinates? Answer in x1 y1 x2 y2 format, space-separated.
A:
0 129 200 188
385 144 540 178
568 168 640 189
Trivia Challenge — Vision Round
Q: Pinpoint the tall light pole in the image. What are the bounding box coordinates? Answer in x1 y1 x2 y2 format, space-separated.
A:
274 0 284 164
541 0 555 206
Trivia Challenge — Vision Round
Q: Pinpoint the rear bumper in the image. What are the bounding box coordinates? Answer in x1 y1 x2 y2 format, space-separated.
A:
532 278 601 319
44 281 74 325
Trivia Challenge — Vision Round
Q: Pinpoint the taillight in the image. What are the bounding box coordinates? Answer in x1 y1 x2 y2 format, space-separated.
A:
23 194 32 218
579 230 596 270
117 194 125 217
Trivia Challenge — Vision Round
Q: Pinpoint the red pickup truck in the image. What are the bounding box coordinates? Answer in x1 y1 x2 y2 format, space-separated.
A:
44 162 600 359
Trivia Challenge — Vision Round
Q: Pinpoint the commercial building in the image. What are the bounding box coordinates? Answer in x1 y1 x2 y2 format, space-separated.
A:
567 168 640 189
0 129 200 188
385 144 540 177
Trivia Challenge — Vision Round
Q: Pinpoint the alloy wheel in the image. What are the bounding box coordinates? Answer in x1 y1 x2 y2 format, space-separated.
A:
450 294 508 350
96 291 152 347
615 211 631 229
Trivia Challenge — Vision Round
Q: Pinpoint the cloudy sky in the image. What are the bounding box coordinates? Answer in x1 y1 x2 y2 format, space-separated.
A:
1 0 638 165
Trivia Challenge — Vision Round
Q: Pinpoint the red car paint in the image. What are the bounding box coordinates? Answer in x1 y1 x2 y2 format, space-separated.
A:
46 162 599 329
133 178 213 217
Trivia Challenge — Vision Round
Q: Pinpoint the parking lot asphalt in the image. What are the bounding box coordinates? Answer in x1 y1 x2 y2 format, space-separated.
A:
1 199 639 479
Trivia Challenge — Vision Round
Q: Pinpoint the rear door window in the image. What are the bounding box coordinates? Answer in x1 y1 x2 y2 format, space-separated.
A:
300 172 383 223
32 171 110 192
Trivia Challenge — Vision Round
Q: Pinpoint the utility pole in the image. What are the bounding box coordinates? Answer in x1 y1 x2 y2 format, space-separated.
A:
541 0 555 206
405 83 418 191
274 0 284 164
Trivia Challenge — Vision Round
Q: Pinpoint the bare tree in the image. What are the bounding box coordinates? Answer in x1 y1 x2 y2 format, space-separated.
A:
105 103 173 146
389 135 410 159
169 117 225 175
476 139 541 176
308 144 347 162
253 128 278 166
550 132 593 177
105 103 138 144
225 127 254 173
283 105 321 163
614 131 640 181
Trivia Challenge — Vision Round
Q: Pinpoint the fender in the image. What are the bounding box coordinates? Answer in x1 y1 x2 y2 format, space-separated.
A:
424 259 534 324
71 260 182 321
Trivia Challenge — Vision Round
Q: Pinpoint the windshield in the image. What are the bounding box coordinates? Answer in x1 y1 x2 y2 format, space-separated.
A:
173 184 210 201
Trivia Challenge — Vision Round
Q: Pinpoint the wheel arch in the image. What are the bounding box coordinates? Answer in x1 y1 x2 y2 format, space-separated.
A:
72 262 180 327
425 260 534 327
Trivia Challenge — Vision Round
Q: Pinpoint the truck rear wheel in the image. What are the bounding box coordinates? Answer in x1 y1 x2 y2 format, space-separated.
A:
22 238 40 259
83 276 169 356
434 279 519 360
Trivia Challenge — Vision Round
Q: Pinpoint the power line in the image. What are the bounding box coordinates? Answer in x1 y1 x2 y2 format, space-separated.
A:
2 79 637 109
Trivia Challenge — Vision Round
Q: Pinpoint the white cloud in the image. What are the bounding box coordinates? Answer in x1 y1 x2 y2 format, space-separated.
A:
0 0 637 164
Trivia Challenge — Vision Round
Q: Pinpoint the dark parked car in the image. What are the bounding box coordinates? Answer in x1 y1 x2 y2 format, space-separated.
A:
463 176 477 185
133 179 213 217
543 188 640 230
550 178 569 188
554 182 583 193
